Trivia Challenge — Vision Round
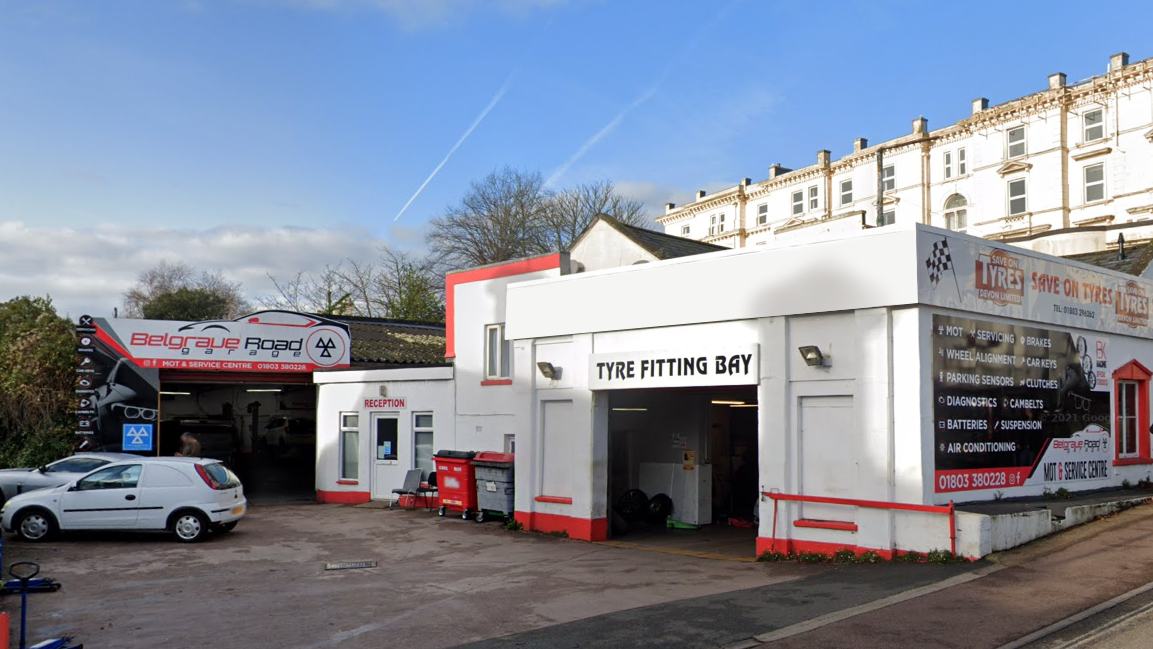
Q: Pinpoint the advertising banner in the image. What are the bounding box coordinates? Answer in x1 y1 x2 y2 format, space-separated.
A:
588 345 759 390
75 315 161 444
932 314 1112 493
919 231 1153 338
93 310 351 372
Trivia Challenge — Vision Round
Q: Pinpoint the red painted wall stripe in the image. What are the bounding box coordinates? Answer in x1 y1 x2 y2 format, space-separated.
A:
444 253 563 359
317 490 371 505
514 511 607 541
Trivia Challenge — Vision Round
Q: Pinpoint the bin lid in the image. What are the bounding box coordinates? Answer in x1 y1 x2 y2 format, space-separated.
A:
474 451 514 464
434 449 476 460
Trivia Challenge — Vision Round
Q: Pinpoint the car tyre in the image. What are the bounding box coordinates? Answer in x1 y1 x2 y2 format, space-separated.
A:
15 509 56 543
171 511 209 543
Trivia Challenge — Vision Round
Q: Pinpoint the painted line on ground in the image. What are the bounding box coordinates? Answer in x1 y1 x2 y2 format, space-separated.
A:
992 579 1153 649
732 563 1005 646
1045 598 1153 649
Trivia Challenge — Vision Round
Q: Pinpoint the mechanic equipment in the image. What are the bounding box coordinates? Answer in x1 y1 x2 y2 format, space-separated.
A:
0 539 59 595
472 452 515 523
8 562 82 649
434 450 478 520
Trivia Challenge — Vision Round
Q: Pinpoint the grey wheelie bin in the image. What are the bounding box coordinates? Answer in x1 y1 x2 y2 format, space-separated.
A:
472 451 515 523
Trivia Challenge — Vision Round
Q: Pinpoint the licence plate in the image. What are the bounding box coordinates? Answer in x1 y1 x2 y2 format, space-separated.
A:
231 504 246 515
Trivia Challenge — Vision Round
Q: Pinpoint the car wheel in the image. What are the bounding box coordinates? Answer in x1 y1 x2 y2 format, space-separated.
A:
171 511 209 543
216 521 238 533
15 509 55 543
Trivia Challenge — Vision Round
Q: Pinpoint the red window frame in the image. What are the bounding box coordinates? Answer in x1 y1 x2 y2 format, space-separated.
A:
1112 360 1153 466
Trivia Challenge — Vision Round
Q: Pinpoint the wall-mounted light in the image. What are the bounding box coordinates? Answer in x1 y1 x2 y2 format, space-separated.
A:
798 345 830 367
537 362 560 380
711 399 745 405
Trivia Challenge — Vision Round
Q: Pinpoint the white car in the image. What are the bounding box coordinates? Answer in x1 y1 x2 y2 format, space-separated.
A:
0 452 142 504
0 457 246 543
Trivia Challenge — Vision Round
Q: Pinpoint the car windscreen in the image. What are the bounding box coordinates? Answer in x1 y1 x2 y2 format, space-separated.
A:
203 463 241 489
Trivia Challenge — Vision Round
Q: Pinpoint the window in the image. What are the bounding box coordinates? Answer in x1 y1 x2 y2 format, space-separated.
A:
680 224 690 236
708 214 725 235
944 194 968 232
1007 126 1026 158
340 413 359 480
75 464 142 490
958 148 967 175
1084 108 1104 142
503 434 516 454
1113 360 1152 464
48 457 109 473
376 416 398 461
1008 178 1027 215
944 151 953 179
757 203 768 226
1084 163 1105 203
413 413 434 476
882 165 895 192
808 186 819 211
485 324 510 379
840 179 852 205
881 210 895 226
792 191 803 216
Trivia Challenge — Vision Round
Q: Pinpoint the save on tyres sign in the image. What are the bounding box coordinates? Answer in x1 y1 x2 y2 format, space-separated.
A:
123 424 153 452
93 310 352 372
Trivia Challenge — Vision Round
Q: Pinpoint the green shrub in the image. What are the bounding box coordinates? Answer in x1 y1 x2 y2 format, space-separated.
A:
832 548 858 563
503 518 524 532
756 551 792 562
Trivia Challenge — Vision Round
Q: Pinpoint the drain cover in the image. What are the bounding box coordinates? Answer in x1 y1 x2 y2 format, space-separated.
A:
325 561 378 571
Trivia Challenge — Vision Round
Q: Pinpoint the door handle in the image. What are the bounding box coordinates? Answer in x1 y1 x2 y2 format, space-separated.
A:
125 494 136 501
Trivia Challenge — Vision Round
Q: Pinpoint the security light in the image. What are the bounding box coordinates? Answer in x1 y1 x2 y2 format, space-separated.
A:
798 345 829 367
537 362 559 380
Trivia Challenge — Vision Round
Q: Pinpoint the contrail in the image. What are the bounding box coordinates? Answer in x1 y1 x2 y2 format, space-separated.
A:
393 74 515 222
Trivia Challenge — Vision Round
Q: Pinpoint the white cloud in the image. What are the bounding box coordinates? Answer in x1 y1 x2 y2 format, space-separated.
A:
277 0 569 29
0 222 391 319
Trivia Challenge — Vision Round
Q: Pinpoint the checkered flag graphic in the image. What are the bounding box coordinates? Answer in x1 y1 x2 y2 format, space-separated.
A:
925 239 953 288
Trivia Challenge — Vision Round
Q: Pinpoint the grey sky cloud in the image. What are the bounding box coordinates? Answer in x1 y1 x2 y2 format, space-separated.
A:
0 221 386 319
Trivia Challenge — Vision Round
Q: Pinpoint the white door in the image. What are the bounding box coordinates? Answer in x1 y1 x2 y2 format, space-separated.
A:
799 395 856 521
370 412 403 500
58 464 144 529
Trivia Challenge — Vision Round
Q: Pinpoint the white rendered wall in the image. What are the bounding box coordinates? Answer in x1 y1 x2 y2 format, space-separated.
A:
570 220 658 272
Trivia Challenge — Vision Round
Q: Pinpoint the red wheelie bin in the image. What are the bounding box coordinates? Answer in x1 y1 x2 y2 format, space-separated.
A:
434 450 478 520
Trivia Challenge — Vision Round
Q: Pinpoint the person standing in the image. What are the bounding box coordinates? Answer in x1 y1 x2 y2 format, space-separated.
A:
175 432 202 457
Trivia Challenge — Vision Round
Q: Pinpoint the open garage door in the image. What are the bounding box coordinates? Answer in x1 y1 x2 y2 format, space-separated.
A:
606 386 759 559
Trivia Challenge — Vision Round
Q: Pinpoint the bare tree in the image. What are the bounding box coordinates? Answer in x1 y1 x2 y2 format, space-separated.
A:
374 248 444 322
426 167 553 270
543 180 649 252
123 261 249 320
263 266 354 316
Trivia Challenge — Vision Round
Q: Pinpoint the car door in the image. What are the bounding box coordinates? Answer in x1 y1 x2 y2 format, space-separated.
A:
57 464 144 529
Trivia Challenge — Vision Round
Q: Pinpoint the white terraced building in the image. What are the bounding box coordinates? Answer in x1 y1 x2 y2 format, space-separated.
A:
658 52 1153 258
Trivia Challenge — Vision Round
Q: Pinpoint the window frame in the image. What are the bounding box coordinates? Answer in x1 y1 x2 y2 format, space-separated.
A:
484 323 511 380
680 224 690 236
1084 162 1106 204
808 185 819 211
756 203 768 226
791 190 804 216
958 147 967 175
1007 126 1026 159
881 210 895 226
944 151 953 179
339 412 359 481
882 165 895 192
413 412 434 476
944 194 968 232
1083 108 1105 143
1007 178 1028 216
839 179 853 206
1112 360 1153 465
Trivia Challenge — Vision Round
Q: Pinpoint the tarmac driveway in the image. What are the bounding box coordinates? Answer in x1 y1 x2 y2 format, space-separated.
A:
3 502 976 648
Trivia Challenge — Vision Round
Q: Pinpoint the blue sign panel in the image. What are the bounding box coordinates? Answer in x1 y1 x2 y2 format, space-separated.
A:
123 424 153 452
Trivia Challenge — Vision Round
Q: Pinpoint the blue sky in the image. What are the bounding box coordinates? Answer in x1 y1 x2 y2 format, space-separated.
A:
3 0 1152 316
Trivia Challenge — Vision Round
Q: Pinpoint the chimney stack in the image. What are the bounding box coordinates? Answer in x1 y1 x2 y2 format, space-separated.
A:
1048 72 1066 89
769 164 792 179
740 177 752 187
1110 52 1130 72
912 117 928 135
817 150 831 167
665 202 676 214
853 137 868 153
972 98 989 115
696 190 707 200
